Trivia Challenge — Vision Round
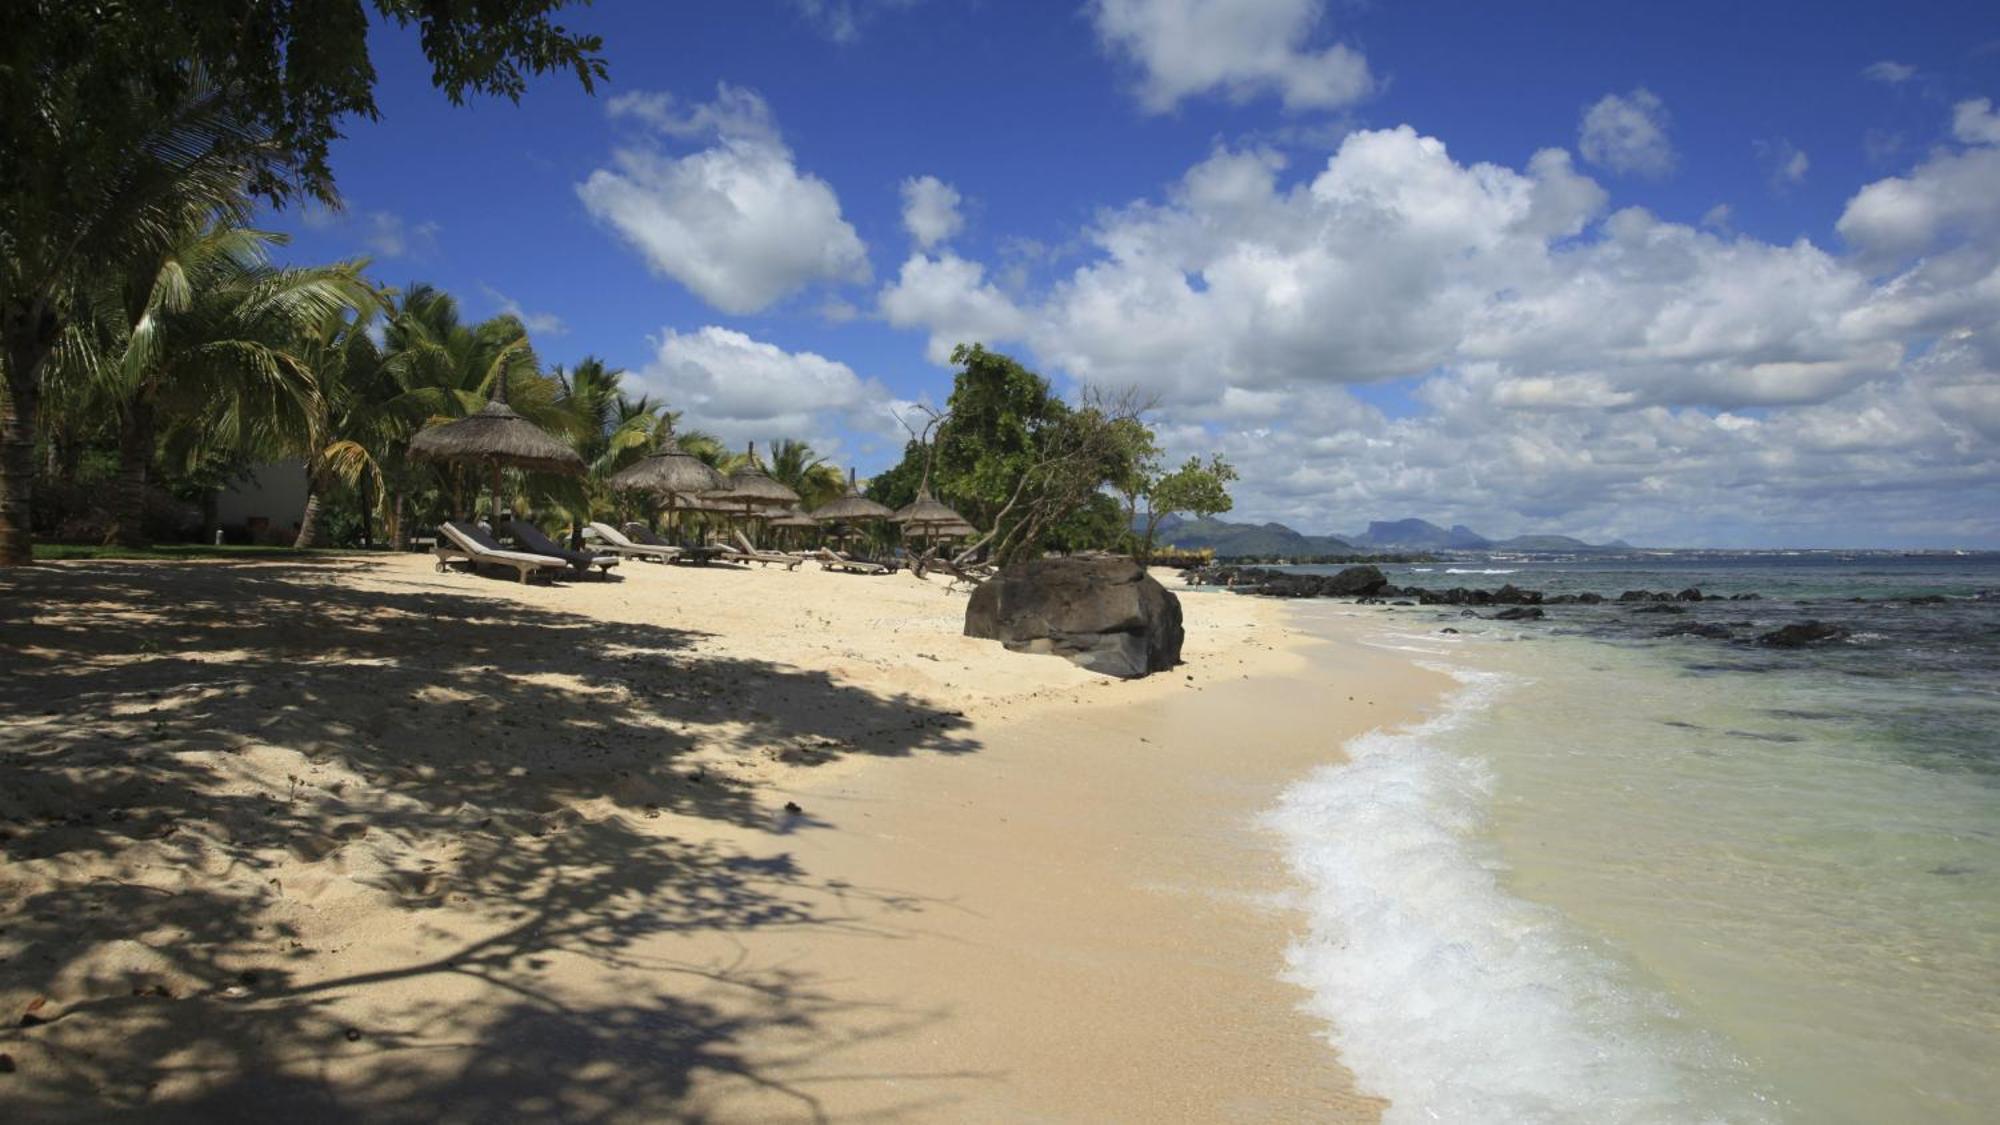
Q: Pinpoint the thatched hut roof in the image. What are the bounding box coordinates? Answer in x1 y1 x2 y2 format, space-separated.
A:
408 370 584 474
607 429 730 497
707 442 800 509
810 467 894 524
892 484 965 528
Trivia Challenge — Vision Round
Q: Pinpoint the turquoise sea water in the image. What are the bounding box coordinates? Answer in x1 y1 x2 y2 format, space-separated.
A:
1262 556 2000 1123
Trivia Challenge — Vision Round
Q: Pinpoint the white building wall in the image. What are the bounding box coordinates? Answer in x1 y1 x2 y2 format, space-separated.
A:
217 461 309 538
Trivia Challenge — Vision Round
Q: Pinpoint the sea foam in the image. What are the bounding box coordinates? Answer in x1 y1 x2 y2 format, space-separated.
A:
1267 664 1766 1124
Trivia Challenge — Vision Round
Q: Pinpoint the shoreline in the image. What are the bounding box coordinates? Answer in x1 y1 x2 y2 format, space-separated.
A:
0 555 1448 1121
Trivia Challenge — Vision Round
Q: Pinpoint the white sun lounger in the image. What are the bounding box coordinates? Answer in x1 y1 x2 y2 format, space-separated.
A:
720 530 803 569
435 521 572 583
587 521 682 563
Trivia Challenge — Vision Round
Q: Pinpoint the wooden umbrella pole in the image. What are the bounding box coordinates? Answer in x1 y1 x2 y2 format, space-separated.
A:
491 461 504 528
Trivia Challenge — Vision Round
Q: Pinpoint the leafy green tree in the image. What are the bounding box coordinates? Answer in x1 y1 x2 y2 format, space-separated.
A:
1 0 605 563
1136 454 1238 561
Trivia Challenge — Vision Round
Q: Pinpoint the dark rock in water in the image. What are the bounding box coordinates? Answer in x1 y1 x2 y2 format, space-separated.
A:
1756 621 1850 648
1618 590 1653 602
1904 595 1948 606
1633 603 1686 615
1490 606 1544 621
965 556 1184 678
1392 600 1414 606
1459 609 1477 617
1323 564 1389 596
1575 592 1604 605
1546 594 1578 605
1658 623 1732 639
1731 593 1762 601
1492 584 1542 605
1440 627 1460 634
1676 587 1704 602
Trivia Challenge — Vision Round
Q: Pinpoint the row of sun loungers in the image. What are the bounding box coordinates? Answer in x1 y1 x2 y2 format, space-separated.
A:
435 518 931 584
434 520 618 583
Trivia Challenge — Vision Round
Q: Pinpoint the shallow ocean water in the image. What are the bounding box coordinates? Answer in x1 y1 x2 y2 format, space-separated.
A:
1266 555 2000 1123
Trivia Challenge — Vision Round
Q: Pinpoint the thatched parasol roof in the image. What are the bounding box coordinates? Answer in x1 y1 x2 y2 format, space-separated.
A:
607 428 730 497
767 507 819 529
409 370 584 475
706 442 800 509
811 467 894 524
893 483 965 528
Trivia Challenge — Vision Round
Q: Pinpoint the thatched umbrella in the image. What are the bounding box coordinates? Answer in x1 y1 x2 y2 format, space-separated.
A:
810 468 893 525
892 479 968 553
409 369 583 524
766 505 819 549
607 425 731 535
705 443 799 537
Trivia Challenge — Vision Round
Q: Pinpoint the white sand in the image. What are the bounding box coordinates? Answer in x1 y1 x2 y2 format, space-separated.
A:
0 553 1442 1121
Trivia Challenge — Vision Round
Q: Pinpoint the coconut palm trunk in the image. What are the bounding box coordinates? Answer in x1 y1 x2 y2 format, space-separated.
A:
107 397 156 548
0 304 56 565
293 462 327 548
389 488 407 551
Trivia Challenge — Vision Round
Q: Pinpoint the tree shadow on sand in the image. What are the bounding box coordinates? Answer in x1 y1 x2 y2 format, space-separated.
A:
0 559 996 1121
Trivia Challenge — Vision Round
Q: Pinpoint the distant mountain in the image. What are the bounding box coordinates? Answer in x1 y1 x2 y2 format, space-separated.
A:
1490 534 1593 551
1154 513 1630 555
1355 519 1492 550
1155 515 1355 557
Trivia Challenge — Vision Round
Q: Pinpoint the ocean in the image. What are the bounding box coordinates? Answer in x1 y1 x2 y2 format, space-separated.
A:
1261 555 2000 1123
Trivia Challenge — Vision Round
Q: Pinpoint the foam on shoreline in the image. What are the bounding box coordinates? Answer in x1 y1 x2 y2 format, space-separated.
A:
1266 659 1770 1124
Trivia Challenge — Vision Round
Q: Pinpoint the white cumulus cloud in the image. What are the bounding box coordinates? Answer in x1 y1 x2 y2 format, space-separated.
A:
635 326 903 452
900 175 965 249
1579 88 1675 177
870 106 2000 544
577 84 870 315
1090 0 1372 113
879 252 1031 364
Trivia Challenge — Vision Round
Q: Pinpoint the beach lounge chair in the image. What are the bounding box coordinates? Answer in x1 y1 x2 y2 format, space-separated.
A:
719 530 803 570
503 519 620 577
623 523 727 566
435 520 572 584
587 521 681 563
815 547 892 575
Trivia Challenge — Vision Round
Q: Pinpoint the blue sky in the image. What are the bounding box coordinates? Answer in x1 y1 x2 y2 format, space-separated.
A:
275 0 2000 547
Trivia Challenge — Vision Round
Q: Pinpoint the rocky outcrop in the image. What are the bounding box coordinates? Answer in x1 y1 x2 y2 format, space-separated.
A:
1756 621 1850 648
1658 622 1733 639
965 557 1184 678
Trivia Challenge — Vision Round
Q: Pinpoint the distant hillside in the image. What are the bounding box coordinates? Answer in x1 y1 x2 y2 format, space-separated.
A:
1156 513 1631 554
1154 515 1355 557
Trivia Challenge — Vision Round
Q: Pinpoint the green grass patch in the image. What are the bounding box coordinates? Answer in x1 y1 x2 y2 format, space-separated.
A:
34 543 366 562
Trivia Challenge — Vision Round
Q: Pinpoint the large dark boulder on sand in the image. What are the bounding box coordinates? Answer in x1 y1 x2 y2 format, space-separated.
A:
965 557 1184 678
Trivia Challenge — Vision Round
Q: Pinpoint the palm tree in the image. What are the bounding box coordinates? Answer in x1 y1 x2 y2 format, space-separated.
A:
288 306 424 548
2 75 283 563
52 219 373 546
767 438 845 510
552 357 667 543
382 286 568 527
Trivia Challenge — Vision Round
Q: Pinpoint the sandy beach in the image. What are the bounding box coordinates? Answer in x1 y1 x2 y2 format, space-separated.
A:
0 553 1443 1122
